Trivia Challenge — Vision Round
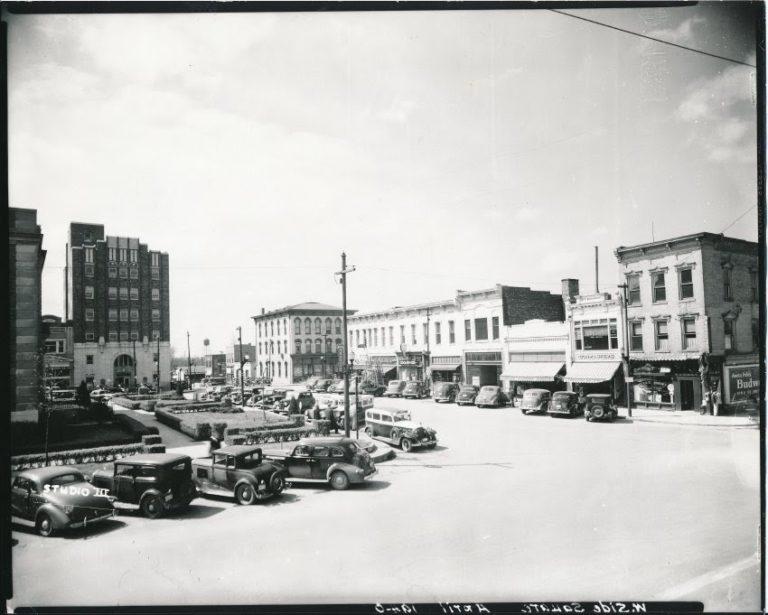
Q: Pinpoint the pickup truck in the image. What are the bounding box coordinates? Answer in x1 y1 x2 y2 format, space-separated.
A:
263 437 376 490
191 445 287 505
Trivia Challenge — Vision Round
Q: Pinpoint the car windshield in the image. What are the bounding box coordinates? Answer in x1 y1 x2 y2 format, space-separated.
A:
404 383 418 389
392 413 410 422
459 386 476 393
553 392 574 400
44 472 86 487
523 390 544 400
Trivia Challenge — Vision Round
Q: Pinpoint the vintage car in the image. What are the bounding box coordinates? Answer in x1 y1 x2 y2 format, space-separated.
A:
520 388 552 415
456 385 479 406
432 382 458 403
192 445 287 505
475 385 509 408
274 390 315 414
312 378 333 392
358 381 386 397
402 381 429 400
325 380 345 394
548 391 581 417
89 388 117 403
90 454 197 519
584 393 618 422
12 466 117 536
383 380 407 398
255 389 288 409
263 437 375 490
364 408 437 452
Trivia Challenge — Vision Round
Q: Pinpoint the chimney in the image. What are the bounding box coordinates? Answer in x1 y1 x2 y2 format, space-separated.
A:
261 307 265 315
561 278 580 304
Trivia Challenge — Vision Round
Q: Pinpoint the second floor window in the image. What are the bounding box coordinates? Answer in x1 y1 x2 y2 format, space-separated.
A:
723 267 733 302
389 326 394 346
464 319 471 341
400 325 405 344
119 287 128 300
435 322 441 344
475 318 488 341
679 268 694 300
449 320 455 343
108 267 117 279
119 267 128 279
423 322 429 344
682 317 696 350
411 324 417 345
315 339 321 354
295 340 302 354
652 272 666 303
724 319 734 351
305 339 312 354
119 309 128 322
627 274 641 305
654 320 669 351
630 321 643 351
294 318 301 334
492 316 500 340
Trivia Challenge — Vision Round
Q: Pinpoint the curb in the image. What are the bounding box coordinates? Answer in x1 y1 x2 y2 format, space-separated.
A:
621 415 758 429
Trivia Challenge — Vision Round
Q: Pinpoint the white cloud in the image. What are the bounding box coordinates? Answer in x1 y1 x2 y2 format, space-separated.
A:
648 16 706 44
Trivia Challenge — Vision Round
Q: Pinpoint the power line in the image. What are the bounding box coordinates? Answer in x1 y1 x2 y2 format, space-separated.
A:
549 9 756 68
721 204 757 233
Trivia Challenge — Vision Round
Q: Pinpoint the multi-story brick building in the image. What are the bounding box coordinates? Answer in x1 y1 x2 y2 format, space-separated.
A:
252 303 353 385
225 343 255 385
615 232 759 412
204 353 227 379
65 223 171 390
349 285 565 387
9 208 46 421
41 314 74 390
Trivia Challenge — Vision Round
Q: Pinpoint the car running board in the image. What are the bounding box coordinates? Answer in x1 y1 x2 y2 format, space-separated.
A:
285 477 327 484
11 515 35 527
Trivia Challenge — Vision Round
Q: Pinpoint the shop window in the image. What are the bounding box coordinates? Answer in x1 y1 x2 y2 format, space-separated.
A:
678 268 694 300
475 318 488 341
627 274 641 305
630 322 643 351
85 286 94 300
108 267 117 279
85 308 95 322
652 271 666 303
724 319 734 351
492 316 500 340
723 267 734 302
411 324 417 345
435 322 442 345
86 354 94 365
682 317 696 350
294 318 302 335
654 320 669 352
108 287 117 300
449 321 455 344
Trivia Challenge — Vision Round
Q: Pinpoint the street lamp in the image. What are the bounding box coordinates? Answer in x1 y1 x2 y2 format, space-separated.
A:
618 284 633 418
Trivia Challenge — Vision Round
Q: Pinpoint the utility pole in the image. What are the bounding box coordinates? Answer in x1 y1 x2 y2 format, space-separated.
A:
156 333 161 393
132 338 137 391
335 252 356 438
237 326 245 404
425 306 431 384
618 283 633 418
186 331 192 390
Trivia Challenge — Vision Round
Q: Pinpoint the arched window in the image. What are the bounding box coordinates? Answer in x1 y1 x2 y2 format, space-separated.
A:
271 361 276 376
305 339 312 354
326 338 333 354
325 318 332 334
276 320 280 335
294 318 302 334
314 318 321 334
284 361 288 378
315 339 322 354
269 341 274 354
335 318 342 334
278 362 282 377
335 338 342 352
295 339 302 354
305 318 312 334
258 362 263 376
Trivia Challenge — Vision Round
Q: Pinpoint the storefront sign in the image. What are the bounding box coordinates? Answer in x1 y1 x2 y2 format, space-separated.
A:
575 351 621 362
725 364 759 404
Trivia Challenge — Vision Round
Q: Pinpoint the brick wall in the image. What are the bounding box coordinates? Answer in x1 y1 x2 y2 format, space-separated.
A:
500 286 564 326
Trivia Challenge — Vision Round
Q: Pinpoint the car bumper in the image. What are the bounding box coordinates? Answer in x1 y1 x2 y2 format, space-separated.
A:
69 510 118 528
434 397 453 402
412 437 437 448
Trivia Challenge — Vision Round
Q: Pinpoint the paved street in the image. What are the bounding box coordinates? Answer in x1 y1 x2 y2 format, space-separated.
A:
10 398 760 611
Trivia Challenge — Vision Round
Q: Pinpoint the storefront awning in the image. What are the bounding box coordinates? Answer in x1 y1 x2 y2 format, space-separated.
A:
563 361 621 384
500 362 564 382
429 363 461 372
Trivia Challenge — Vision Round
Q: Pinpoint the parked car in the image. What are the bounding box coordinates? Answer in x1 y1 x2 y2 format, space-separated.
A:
191 445 287 505
364 408 437 452
304 377 319 390
274 391 315 415
402 381 429 399
327 380 346 394
358 381 386 397
12 467 117 536
520 388 552 415
584 394 618 422
383 380 407 398
456 385 479 406
90 454 197 519
548 391 581 418
433 382 458 403
137 385 155 395
475 385 509 408
89 388 115 402
263 437 375 490
312 379 333 392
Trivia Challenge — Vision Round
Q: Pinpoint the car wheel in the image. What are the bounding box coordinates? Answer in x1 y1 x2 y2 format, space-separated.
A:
140 494 165 519
35 512 54 537
427 443 436 449
269 474 286 495
592 406 605 420
330 471 350 491
401 438 413 453
235 483 256 505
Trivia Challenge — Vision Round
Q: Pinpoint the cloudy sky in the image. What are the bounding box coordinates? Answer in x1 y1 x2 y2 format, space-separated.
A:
8 4 759 355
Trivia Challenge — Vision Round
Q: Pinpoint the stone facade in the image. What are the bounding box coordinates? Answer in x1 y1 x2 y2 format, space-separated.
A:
9 208 47 422
42 314 74 390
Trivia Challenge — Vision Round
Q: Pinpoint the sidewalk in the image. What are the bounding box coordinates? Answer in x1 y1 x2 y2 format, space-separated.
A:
618 406 759 428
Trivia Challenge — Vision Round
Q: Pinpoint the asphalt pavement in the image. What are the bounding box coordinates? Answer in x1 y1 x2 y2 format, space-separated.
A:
10 397 760 611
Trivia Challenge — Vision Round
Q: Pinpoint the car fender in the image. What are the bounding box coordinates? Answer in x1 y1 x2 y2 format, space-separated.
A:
35 503 70 530
138 488 164 505
234 477 258 492
325 462 353 480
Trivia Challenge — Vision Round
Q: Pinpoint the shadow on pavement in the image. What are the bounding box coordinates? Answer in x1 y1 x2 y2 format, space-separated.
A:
163 504 228 520
12 518 126 540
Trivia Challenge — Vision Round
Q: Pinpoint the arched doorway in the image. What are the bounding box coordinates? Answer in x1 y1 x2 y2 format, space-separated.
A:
114 354 134 388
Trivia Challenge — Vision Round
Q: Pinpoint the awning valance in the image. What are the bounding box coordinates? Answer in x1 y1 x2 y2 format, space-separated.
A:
429 363 461 372
563 361 621 384
500 362 564 382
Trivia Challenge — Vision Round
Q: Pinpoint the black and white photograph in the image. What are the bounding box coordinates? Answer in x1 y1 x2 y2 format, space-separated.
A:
4 2 764 613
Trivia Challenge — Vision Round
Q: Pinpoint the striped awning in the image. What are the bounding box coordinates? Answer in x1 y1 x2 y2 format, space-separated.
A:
563 361 621 384
429 363 461 372
500 362 564 382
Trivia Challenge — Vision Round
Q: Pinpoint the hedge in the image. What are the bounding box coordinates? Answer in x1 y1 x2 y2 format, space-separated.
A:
225 424 330 446
110 397 142 410
141 434 162 445
145 444 166 454
114 413 159 439
11 443 146 471
155 408 183 430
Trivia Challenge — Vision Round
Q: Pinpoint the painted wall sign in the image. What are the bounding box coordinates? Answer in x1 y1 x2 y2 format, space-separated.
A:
725 364 759 404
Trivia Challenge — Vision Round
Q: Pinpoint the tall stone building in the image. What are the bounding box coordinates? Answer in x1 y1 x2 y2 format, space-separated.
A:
65 223 171 390
9 208 46 422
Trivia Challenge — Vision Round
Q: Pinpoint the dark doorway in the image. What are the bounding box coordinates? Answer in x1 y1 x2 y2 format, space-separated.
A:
680 379 694 410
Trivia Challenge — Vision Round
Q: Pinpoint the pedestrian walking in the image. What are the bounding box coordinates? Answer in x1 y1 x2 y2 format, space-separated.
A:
328 407 339 434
